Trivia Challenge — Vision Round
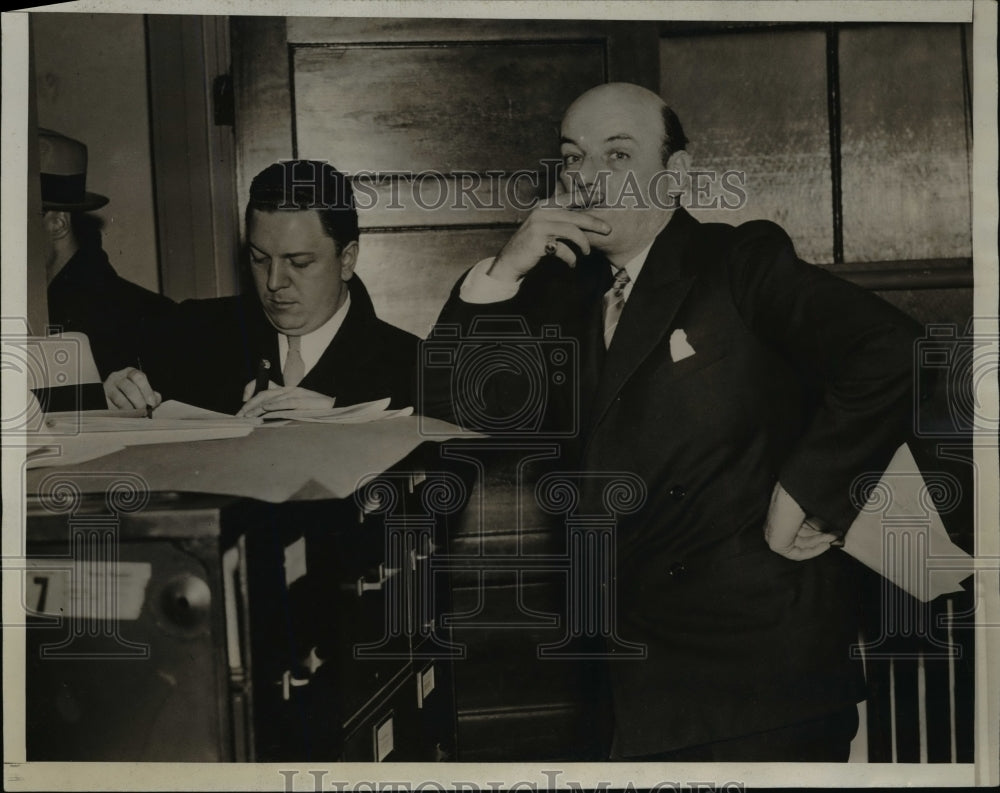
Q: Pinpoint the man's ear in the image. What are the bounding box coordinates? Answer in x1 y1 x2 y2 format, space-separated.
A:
42 210 72 241
339 240 359 280
663 150 692 208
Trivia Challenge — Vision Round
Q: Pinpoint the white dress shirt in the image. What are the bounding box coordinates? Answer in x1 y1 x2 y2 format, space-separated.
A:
277 293 351 380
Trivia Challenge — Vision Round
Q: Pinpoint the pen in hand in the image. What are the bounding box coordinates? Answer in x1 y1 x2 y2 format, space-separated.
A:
136 356 153 419
253 359 271 397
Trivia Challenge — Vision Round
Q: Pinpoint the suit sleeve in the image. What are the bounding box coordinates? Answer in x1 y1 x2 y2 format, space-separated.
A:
727 221 922 533
422 261 582 429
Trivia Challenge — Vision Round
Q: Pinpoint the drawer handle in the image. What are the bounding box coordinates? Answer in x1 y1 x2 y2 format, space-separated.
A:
277 669 311 701
409 541 437 571
355 563 399 597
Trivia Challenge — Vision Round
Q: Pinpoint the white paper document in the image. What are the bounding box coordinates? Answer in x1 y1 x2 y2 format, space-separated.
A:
262 397 413 423
25 401 259 468
842 444 973 602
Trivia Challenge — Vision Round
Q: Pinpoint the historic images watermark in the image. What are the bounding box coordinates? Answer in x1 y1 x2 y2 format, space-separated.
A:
269 157 750 214
278 770 746 792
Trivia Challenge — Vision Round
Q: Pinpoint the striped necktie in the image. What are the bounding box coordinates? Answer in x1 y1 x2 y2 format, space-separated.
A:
283 334 305 387
602 265 631 349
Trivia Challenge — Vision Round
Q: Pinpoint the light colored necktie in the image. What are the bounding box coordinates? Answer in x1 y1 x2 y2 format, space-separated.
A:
602 265 631 349
283 334 305 387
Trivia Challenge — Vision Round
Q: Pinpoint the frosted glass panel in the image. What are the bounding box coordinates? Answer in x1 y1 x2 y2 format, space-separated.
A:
840 25 971 262
661 30 833 263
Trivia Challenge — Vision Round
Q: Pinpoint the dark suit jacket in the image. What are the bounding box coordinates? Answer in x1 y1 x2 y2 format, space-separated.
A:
141 275 418 415
47 245 177 379
429 208 920 756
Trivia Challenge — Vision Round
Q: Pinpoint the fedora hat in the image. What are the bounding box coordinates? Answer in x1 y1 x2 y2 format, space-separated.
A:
38 128 109 211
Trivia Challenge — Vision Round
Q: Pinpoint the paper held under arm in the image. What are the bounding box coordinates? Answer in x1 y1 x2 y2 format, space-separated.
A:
841 444 972 602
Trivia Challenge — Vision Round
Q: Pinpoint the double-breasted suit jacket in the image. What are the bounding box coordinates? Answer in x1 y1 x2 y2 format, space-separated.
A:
430 207 920 756
141 275 419 415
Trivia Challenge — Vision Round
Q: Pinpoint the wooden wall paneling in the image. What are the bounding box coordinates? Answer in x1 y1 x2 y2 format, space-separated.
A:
858 566 896 762
892 651 922 761
355 178 525 229
438 443 608 760
27 18 48 334
839 24 972 262
355 228 514 338
288 17 646 49
924 599 955 762
874 287 972 329
952 595 975 762
147 15 239 300
458 703 600 762
660 29 834 264
231 16 294 238
292 42 606 174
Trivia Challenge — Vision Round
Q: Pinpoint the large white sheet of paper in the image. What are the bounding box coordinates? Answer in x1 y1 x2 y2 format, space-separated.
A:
842 444 973 602
24 417 469 502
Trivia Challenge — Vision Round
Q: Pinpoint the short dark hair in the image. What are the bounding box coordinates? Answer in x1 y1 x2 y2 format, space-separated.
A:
245 160 359 252
660 105 688 167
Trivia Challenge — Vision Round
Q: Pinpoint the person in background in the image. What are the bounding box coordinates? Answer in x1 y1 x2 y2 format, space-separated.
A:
104 160 418 416
40 128 177 379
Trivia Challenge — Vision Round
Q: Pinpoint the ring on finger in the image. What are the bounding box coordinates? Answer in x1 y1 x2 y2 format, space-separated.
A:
544 240 558 256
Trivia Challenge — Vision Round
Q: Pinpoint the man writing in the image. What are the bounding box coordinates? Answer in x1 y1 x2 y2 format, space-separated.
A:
428 82 920 761
105 160 417 415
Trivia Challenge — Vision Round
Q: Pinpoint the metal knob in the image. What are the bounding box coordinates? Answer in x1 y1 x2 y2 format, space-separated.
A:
160 573 211 628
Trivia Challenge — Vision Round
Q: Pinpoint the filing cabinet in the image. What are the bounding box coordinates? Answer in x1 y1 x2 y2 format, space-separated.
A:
24 489 241 761
23 464 458 762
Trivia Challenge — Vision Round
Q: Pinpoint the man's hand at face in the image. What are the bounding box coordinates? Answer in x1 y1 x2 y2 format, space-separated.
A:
237 382 335 418
104 367 162 411
764 481 841 561
488 186 611 282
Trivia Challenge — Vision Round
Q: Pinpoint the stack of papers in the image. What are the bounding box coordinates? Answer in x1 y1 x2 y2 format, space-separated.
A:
261 397 414 424
27 401 260 469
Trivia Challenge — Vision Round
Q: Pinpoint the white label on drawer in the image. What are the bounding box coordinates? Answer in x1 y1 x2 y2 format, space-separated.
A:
284 537 307 587
375 714 394 761
421 665 436 701
24 560 151 621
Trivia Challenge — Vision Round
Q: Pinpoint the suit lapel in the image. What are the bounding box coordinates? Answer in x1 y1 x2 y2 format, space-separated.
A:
300 292 365 393
250 304 282 386
586 208 700 439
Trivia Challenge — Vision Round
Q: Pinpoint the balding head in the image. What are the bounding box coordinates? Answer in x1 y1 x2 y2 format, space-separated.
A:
563 83 687 167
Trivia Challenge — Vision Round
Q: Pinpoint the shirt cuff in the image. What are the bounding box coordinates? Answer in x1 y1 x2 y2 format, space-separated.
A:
459 258 521 304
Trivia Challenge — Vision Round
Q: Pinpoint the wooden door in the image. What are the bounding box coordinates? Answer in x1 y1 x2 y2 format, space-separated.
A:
231 16 658 338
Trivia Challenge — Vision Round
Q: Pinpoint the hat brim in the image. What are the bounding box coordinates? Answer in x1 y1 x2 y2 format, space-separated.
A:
42 192 109 212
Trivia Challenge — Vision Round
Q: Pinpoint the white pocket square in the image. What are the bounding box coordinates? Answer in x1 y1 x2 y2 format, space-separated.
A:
669 328 696 362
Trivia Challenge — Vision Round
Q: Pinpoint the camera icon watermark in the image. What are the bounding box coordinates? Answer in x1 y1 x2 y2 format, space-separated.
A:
914 320 999 438
418 316 578 438
1 317 86 436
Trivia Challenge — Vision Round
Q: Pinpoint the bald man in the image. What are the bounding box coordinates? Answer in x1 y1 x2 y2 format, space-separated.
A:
427 83 920 761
